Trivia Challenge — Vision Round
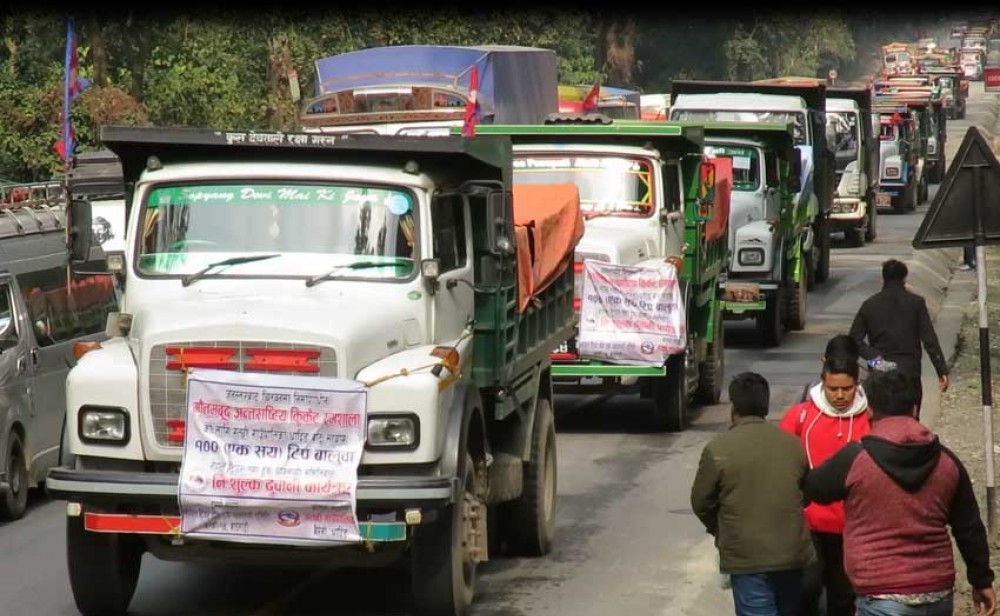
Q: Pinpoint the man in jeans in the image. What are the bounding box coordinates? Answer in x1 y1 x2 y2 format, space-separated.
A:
849 258 950 417
805 370 996 616
691 372 815 615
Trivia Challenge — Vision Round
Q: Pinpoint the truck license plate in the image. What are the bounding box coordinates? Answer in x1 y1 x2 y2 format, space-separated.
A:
876 193 891 207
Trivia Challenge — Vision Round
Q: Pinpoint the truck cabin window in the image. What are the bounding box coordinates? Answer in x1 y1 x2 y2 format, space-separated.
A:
670 109 807 145
827 112 859 162
703 145 761 192
137 183 417 280
512 156 654 219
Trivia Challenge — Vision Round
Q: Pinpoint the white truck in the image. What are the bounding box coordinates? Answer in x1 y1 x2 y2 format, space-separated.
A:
45 127 584 616
826 89 879 247
700 122 809 346
669 79 835 291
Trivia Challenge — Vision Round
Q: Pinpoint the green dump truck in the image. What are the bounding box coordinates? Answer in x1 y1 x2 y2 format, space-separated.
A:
46 127 583 616
699 122 807 346
469 117 730 432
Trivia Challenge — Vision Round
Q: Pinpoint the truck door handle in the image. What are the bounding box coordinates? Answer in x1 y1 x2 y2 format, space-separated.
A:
16 356 27 374
29 349 38 366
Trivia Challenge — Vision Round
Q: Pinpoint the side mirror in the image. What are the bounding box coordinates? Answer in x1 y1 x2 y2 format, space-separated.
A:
486 191 516 257
695 160 716 223
68 199 93 263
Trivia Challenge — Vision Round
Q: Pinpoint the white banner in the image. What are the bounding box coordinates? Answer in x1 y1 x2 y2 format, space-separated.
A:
178 369 368 546
577 260 687 366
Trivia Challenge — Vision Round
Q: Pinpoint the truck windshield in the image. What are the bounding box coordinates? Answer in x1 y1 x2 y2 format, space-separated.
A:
511 155 655 218
703 145 760 191
136 182 417 280
670 109 807 145
827 112 859 156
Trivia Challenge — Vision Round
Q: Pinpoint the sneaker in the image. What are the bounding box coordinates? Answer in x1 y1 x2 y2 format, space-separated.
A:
959 264 975 271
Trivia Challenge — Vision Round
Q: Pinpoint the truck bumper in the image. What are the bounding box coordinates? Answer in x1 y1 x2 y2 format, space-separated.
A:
830 198 867 228
46 467 457 542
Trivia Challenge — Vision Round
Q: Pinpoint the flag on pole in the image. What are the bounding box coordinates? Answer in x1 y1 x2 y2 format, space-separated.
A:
54 17 91 163
582 82 600 113
461 65 481 138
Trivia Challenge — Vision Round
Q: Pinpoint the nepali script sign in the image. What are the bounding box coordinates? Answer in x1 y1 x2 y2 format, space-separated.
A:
577 260 687 366
178 369 367 546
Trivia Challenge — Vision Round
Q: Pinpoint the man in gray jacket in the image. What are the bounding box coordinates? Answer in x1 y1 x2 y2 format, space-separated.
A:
691 372 816 616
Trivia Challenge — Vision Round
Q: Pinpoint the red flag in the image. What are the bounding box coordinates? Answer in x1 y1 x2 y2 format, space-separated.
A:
582 82 600 112
462 66 481 138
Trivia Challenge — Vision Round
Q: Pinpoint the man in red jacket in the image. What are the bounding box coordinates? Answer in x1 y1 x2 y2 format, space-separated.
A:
780 350 870 616
805 370 996 616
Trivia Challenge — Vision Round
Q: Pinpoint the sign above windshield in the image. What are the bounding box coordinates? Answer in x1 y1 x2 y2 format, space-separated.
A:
148 184 412 213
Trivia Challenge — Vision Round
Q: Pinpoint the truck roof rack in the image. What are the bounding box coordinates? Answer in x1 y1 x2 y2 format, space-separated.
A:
98 125 513 189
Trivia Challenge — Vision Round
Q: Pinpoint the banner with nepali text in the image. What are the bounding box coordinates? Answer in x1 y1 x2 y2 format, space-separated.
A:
178 369 367 546
577 260 687 366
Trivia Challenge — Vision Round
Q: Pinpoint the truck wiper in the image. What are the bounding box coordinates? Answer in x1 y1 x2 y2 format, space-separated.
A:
305 259 414 288
181 254 280 287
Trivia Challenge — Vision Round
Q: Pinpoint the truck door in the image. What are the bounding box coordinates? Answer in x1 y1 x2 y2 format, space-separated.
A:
429 193 475 343
661 160 686 258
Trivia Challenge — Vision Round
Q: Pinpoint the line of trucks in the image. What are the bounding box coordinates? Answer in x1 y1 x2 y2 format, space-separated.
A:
35 41 957 616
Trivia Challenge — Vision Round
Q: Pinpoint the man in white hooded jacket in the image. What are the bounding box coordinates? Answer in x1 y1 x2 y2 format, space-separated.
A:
779 353 871 616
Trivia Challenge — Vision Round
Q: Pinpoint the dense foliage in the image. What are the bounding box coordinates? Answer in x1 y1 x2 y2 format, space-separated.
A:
0 8 941 181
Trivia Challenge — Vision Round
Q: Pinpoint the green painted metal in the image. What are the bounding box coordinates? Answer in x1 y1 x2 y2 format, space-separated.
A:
552 363 667 377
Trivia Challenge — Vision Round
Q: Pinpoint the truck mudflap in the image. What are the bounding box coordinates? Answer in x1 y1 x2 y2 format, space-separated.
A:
46 467 457 543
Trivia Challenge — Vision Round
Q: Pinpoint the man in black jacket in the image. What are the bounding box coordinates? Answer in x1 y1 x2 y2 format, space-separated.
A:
848 259 949 416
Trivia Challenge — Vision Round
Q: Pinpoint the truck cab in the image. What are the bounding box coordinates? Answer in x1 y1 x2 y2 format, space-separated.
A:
826 89 879 246
700 123 806 346
874 103 923 213
668 79 835 289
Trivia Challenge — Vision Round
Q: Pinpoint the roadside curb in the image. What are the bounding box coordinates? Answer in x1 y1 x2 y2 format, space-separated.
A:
909 248 973 431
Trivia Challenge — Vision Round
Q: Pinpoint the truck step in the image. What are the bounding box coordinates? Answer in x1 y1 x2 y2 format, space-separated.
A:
486 453 523 504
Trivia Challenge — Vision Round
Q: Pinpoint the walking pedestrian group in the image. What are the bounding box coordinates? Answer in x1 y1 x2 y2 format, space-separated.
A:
691 260 996 616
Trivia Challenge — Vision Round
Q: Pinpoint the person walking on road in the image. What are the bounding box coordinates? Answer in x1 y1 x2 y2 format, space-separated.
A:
848 258 950 418
691 372 815 616
798 334 868 403
780 351 871 616
805 370 996 616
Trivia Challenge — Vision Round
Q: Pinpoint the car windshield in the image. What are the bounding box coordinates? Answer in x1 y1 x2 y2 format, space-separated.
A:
670 109 807 145
136 182 417 280
511 155 655 218
703 145 760 191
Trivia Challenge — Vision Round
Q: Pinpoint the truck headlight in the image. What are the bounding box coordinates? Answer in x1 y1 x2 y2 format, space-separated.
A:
367 415 419 449
738 248 765 266
79 406 130 445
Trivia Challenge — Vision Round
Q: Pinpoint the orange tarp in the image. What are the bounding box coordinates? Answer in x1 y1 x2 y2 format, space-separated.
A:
704 156 732 243
512 183 585 313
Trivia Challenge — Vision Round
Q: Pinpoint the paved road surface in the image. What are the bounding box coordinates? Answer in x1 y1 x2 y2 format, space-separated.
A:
0 83 993 616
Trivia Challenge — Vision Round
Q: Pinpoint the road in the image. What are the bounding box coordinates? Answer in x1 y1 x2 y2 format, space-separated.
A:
0 84 994 616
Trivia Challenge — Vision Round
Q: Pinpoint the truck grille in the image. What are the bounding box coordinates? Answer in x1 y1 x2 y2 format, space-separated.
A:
148 341 338 447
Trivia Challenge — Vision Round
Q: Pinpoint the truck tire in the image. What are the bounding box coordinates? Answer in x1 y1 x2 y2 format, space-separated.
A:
0 432 28 521
67 514 144 616
865 203 878 243
918 176 928 205
411 452 478 616
696 307 724 405
759 288 786 347
501 398 557 557
814 217 831 284
787 269 807 332
647 354 687 432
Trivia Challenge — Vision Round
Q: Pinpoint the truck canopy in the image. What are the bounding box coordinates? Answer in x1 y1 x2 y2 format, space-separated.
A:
303 45 558 127
97 126 513 219
512 183 585 313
